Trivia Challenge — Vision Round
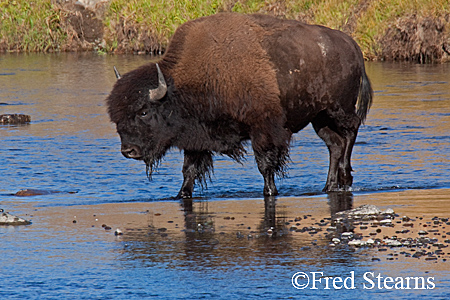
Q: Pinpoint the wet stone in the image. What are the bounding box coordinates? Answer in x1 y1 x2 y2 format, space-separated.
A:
14 189 76 196
0 114 31 124
0 210 32 225
332 238 341 244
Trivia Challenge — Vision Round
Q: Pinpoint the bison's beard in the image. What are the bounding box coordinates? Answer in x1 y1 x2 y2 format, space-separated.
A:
142 146 169 180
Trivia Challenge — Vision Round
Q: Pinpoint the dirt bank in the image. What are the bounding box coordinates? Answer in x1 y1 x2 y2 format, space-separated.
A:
380 14 450 63
1 0 449 62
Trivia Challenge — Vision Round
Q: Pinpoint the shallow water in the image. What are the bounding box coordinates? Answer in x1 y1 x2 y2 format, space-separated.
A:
1 53 450 298
1 54 450 204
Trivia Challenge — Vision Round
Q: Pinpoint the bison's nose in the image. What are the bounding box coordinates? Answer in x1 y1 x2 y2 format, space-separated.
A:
121 144 143 159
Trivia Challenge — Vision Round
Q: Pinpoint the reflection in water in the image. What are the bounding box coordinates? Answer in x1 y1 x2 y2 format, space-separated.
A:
328 192 353 217
119 195 359 271
328 192 355 234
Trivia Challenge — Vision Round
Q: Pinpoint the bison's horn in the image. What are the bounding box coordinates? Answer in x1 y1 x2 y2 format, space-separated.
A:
149 63 167 102
113 66 121 79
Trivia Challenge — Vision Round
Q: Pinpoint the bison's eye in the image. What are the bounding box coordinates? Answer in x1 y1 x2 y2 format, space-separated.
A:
139 110 149 118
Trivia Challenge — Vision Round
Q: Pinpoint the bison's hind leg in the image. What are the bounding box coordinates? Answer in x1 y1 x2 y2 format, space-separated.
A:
176 150 213 199
312 110 361 192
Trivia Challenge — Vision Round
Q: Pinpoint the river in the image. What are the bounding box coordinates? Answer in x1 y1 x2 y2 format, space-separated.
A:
1 53 449 299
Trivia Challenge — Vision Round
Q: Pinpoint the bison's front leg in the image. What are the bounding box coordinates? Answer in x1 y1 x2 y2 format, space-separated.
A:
252 125 290 196
254 150 280 196
176 150 213 199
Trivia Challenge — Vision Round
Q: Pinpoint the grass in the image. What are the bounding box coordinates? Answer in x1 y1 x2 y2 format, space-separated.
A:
0 0 67 52
1 0 449 60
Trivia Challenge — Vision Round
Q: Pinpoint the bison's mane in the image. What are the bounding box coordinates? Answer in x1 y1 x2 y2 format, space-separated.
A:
161 13 292 175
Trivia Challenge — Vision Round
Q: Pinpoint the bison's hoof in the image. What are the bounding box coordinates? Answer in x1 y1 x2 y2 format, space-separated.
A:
175 191 192 199
323 184 352 193
263 187 278 197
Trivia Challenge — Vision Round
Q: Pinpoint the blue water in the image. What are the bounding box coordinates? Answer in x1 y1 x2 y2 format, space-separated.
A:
1 53 450 299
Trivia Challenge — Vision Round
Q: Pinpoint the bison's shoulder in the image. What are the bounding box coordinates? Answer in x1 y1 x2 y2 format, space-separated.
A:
163 13 283 124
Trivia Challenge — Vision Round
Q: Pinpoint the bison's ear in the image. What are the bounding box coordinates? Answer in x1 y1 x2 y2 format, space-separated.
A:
148 63 167 103
113 66 121 79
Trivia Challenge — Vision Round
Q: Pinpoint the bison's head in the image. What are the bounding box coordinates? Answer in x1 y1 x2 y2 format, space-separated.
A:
106 63 175 178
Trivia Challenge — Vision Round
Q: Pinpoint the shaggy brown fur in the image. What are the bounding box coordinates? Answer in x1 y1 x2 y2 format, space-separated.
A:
106 13 373 198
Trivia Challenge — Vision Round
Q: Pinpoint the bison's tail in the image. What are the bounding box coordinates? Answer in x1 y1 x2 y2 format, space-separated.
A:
356 69 373 124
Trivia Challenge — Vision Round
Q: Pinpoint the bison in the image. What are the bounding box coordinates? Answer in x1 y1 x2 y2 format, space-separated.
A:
106 13 373 198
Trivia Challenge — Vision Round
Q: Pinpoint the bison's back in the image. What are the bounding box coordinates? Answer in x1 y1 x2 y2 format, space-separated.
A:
163 13 365 132
249 14 365 132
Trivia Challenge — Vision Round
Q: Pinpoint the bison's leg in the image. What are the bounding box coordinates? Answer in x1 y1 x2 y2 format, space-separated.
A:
313 110 361 192
312 111 345 192
252 138 290 196
337 117 361 188
313 125 344 192
254 150 279 196
176 150 213 199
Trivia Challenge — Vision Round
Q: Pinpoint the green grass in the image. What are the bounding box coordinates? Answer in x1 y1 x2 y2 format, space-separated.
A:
102 0 223 52
1 0 449 60
0 0 67 52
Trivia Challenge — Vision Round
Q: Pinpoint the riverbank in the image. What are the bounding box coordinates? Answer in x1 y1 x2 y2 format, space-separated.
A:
1 0 449 62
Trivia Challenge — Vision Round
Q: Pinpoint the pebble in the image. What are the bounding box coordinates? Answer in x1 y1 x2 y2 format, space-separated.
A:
366 238 375 245
348 240 363 247
380 219 392 226
384 239 403 247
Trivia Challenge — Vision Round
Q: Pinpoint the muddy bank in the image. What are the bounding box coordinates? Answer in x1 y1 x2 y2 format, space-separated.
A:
1 0 449 62
380 14 450 63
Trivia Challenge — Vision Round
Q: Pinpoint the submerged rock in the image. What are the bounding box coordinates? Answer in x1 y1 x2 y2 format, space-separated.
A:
0 209 31 225
14 189 77 196
0 114 31 124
